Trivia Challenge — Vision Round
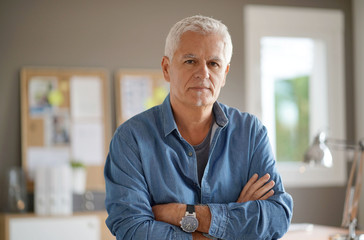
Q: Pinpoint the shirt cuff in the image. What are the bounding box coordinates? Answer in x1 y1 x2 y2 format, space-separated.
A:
207 203 228 239
202 233 220 239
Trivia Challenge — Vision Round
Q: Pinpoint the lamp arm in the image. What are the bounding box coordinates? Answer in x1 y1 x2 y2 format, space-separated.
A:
341 149 359 227
351 150 364 221
326 138 358 150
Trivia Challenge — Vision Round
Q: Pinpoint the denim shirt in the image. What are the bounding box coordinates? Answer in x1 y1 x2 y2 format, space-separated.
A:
104 95 293 240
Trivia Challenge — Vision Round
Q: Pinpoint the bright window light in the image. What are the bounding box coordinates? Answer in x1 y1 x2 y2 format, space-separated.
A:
261 37 314 163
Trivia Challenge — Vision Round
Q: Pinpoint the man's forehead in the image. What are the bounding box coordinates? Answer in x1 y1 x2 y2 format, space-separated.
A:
173 32 227 61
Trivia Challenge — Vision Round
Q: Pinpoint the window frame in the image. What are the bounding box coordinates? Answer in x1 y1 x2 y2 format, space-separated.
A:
244 5 346 187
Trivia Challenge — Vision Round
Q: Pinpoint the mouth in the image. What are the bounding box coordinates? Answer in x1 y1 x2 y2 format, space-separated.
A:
189 86 210 91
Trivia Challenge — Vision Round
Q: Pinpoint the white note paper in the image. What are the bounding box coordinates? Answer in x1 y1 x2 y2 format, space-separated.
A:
71 121 104 165
70 76 102 119
27 147 70 180
121 75 153 119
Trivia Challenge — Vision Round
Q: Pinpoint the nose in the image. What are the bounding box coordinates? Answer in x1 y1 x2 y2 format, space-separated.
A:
194 63 209 80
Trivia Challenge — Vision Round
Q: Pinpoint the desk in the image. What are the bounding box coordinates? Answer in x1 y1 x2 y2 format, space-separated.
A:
282 224 364 240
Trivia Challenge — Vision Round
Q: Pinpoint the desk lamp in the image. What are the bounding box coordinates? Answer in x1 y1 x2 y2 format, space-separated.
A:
304 132 364 240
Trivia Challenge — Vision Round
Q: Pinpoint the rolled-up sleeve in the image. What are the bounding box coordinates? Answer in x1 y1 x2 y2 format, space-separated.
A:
104 130 192 240
208 192 293 240
206 118 293 240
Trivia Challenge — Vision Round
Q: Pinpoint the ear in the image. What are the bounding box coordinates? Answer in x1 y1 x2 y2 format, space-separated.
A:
161 56 171 83
221 63 230 87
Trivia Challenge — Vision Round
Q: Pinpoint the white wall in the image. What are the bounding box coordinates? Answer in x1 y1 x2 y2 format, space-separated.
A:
354 0 364 230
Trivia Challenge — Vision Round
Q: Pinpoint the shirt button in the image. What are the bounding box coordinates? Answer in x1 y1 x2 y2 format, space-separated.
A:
188 152 193 157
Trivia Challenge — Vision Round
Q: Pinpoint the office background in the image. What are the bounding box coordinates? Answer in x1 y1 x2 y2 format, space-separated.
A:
0 0 363 228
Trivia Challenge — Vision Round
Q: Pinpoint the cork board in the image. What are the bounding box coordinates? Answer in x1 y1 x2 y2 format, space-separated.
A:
114 69 169 127
21 67 111 191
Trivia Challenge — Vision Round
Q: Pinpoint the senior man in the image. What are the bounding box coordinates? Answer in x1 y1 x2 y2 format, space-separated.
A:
105 15 293 240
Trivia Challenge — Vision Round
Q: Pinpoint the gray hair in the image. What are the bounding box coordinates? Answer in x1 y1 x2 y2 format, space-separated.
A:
164 15 233 63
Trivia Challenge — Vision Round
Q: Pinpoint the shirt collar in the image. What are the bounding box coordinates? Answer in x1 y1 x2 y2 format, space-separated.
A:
161 94 229 137
213 101 228 127
162 95 178 137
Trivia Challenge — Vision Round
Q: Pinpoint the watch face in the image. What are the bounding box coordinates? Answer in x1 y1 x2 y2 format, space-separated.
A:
181 215 199 233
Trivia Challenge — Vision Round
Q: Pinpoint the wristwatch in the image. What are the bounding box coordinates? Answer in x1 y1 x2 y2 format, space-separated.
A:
180 204 199 233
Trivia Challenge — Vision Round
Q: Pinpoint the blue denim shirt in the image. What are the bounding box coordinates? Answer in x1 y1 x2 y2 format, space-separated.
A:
104 95 293 240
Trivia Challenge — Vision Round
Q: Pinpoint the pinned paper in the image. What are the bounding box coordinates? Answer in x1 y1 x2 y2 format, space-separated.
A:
27 147 70 180
70 76 102 119
28 76 57 115
121 75 152 119
71 121 104 166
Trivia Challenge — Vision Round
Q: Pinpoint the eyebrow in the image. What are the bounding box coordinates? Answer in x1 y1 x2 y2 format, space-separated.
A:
182 54 197 59
182 54 223 62
209 56 223 62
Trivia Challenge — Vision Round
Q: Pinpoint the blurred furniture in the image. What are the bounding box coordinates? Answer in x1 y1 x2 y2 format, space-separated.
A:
282 224 364 240
0 211 114 240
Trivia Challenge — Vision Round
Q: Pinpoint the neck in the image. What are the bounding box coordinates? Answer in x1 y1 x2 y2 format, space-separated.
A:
171 101 214 145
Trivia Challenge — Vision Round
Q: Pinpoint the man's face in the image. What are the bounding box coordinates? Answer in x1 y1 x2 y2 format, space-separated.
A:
162 31 230 109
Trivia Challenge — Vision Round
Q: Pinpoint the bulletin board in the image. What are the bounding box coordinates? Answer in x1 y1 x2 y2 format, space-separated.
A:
114 69 169 126
21 67 111 191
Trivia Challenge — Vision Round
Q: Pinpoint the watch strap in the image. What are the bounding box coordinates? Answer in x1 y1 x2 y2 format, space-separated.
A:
186 204 195 214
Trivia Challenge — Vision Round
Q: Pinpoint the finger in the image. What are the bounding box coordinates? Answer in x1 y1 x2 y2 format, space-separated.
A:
253 180 275 200
253 180 275 197
237 173 258 202
245 173 271 198
241 173 258 196
238 173 271 202
260 189 275 200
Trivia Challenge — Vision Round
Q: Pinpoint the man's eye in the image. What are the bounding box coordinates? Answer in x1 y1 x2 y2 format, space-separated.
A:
185 60 195 64
209 62 220 67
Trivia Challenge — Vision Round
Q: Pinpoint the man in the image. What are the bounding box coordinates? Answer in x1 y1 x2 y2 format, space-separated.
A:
105 15 293 240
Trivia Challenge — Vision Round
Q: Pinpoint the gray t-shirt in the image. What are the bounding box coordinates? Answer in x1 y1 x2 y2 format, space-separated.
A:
193 122 215 185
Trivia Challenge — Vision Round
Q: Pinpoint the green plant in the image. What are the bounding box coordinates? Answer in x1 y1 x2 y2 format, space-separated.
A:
70 160 85 168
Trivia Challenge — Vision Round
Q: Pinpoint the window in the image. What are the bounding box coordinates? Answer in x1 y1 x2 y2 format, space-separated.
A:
261 37 313 163
244 6 346 187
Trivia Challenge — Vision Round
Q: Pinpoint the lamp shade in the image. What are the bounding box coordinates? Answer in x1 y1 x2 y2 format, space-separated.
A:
303 132 333 168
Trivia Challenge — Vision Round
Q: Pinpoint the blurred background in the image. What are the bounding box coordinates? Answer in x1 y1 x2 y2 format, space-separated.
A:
0 0 363 239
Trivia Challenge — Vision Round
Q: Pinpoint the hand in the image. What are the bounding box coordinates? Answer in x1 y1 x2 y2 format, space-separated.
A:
237 173 275 203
